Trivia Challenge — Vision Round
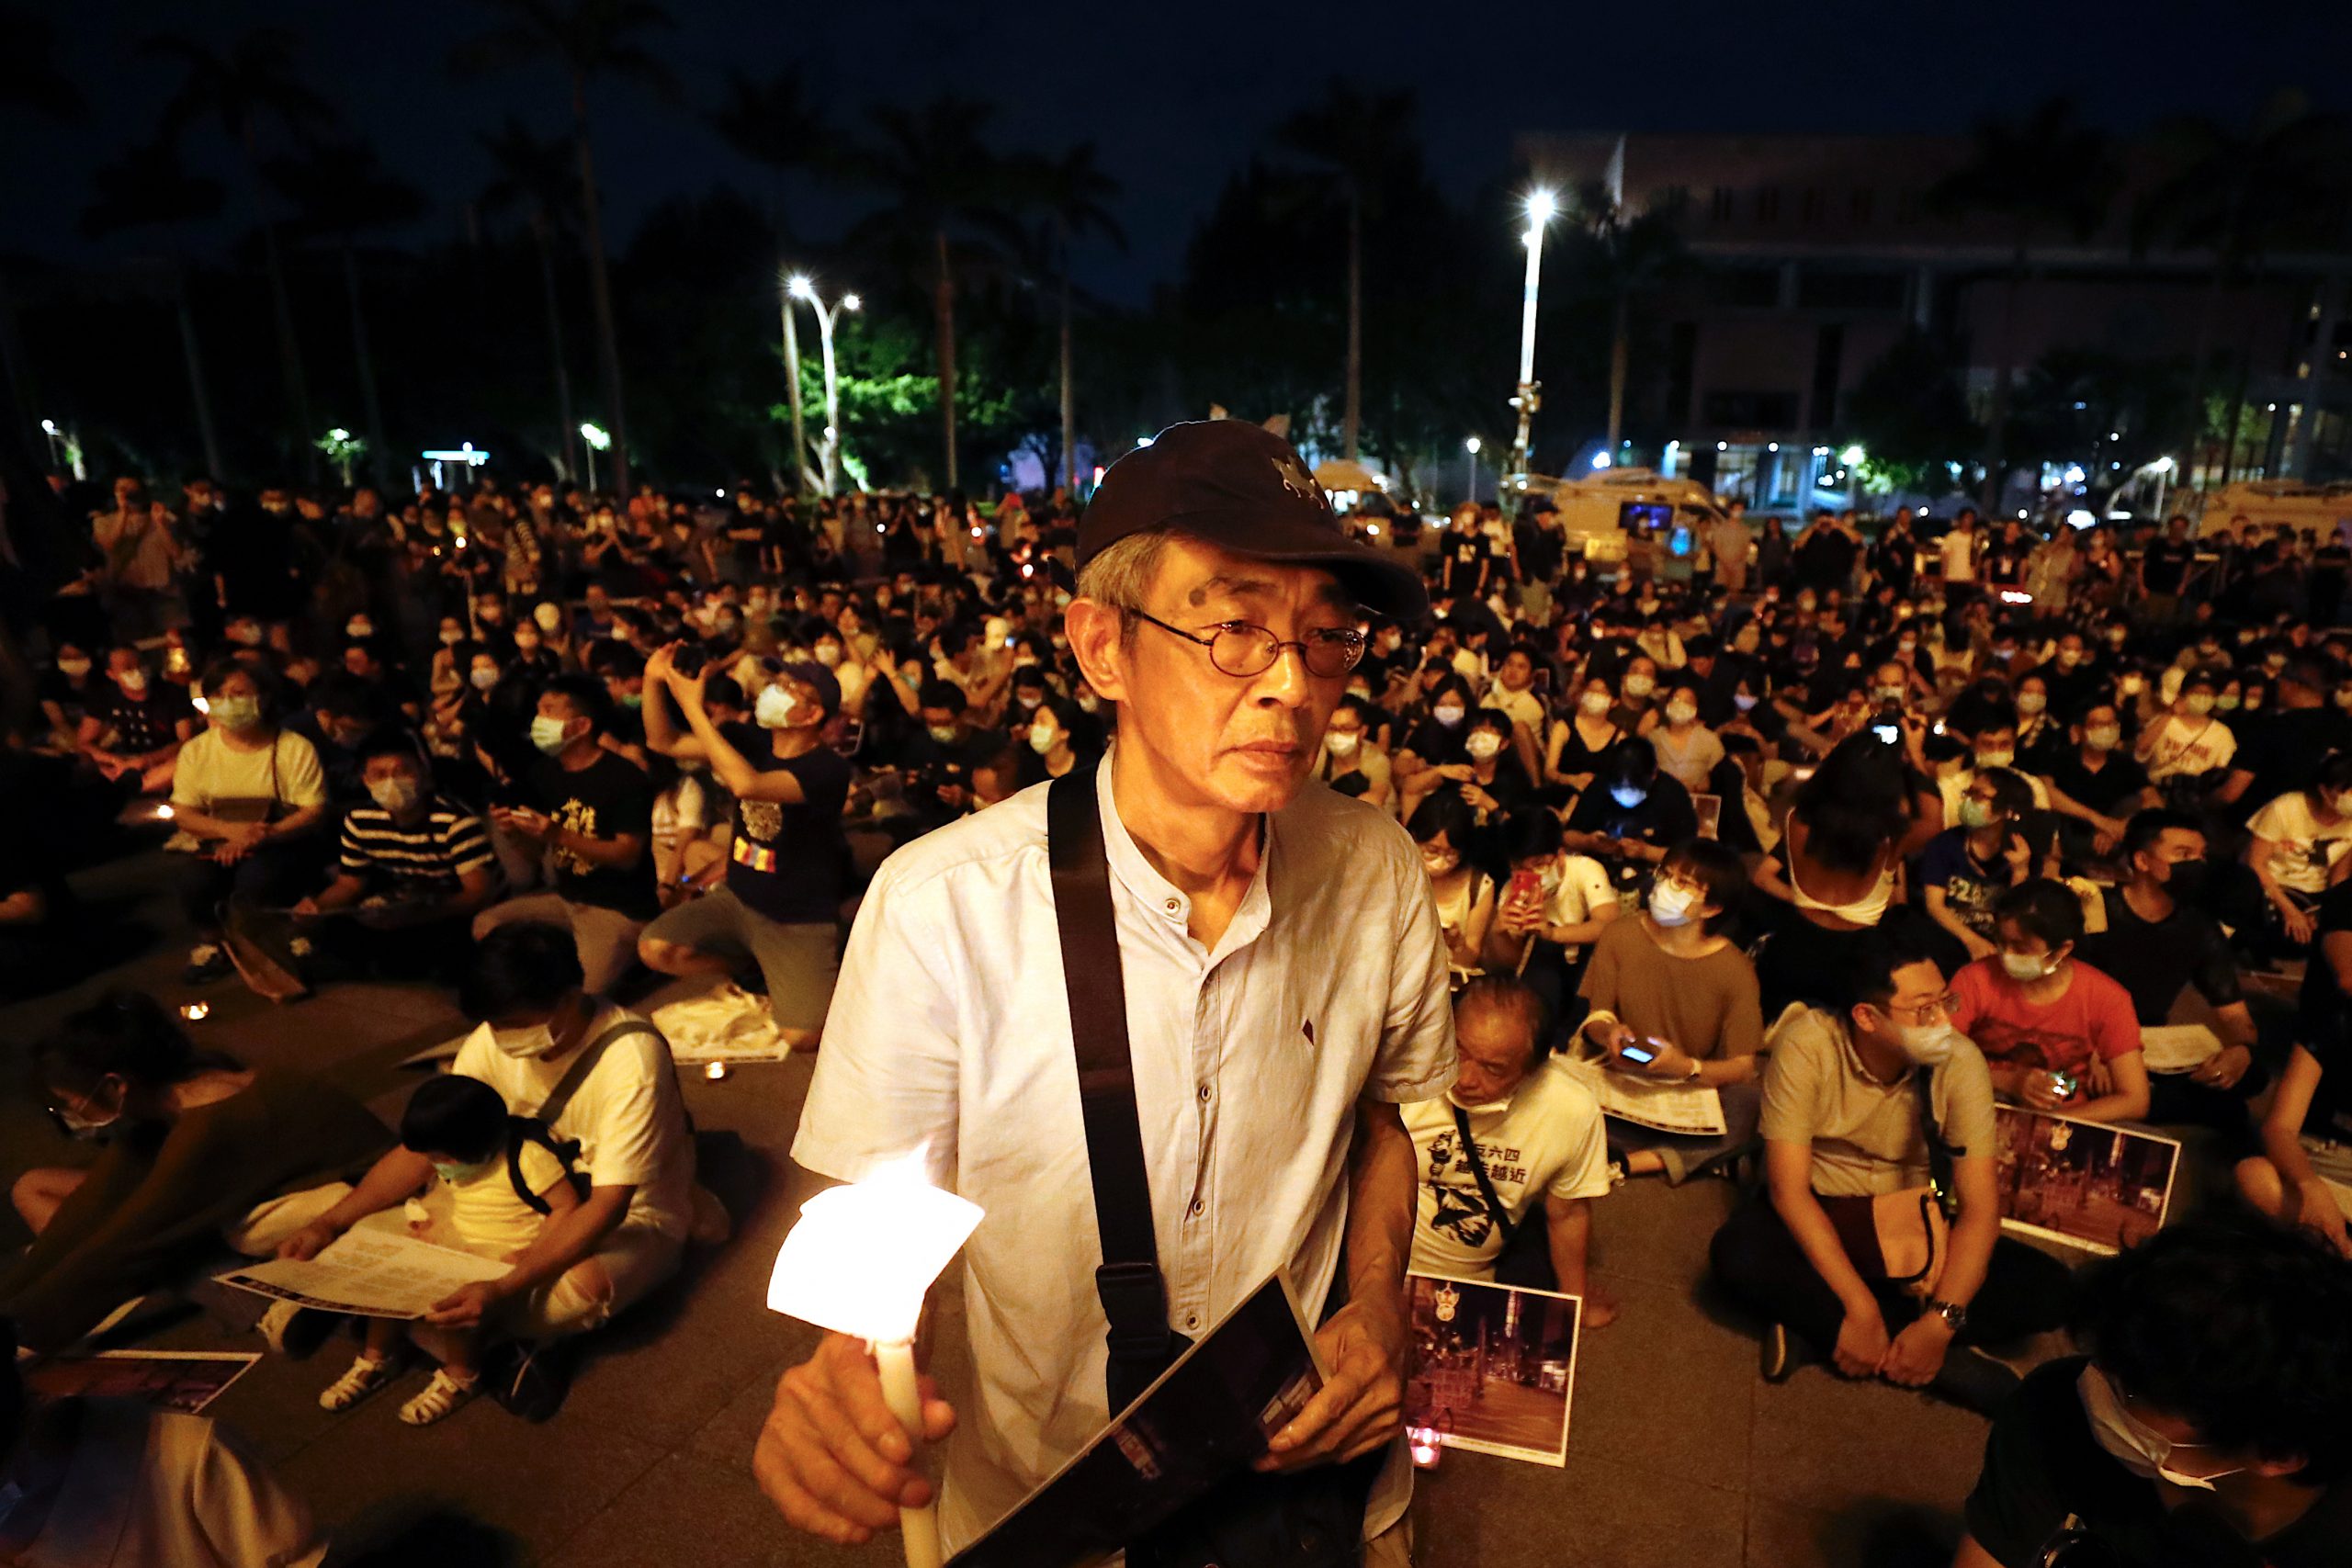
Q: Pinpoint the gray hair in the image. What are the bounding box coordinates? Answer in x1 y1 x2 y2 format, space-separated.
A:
1074 528 1177 643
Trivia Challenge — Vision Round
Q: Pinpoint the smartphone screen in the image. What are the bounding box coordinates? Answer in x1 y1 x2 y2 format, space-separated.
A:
1619 1041 1657 1065
1871 724 1900 744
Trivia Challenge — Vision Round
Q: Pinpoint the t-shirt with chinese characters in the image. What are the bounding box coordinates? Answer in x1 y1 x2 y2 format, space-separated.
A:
2141 713 2236 782
1404 1060 1611 1277
528 750 658 918
1946 955 2142 1081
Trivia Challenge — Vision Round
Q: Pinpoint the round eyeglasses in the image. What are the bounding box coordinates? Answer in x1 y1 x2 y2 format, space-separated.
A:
1130 609 1368 680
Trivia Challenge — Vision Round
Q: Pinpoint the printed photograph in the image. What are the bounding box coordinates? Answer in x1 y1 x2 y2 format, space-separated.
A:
1402 1273 1581 1468
24 1350 262 1415
1994 1107 2181 1254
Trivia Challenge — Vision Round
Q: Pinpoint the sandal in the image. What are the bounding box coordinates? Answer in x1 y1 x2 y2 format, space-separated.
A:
400 1368 481 1427
318 1354 397 1412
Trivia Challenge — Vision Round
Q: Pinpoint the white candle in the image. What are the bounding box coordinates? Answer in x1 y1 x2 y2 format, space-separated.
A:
874 1337 941 1568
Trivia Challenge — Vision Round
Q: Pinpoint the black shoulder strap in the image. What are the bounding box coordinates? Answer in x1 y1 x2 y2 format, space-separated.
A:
1452 1105 1518 1245
536 1013 657 1132
1046 768 1179 1408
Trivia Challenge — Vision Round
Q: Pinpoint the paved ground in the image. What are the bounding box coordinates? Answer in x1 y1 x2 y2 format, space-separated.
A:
1 846 2066 1568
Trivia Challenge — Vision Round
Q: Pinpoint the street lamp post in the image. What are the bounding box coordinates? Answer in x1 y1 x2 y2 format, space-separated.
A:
1507 190 1556 501
579 421 610 492
1464 435 1481 506
789 276 862 497
780 273 809 496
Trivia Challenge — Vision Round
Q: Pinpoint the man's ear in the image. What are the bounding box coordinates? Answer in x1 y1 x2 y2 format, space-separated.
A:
1065 598 1131 705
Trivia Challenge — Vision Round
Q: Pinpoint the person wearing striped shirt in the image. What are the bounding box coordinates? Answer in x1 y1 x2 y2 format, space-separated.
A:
295 736 498 974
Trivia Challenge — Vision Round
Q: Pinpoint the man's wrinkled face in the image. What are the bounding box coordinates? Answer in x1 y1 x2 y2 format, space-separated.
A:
1088 536 1358 818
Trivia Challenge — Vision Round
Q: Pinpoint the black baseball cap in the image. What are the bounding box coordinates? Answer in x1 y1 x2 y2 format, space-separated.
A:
1078 422 1429 620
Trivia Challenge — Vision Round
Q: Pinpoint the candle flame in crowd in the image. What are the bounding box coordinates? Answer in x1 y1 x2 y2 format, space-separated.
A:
767 1145 982 1344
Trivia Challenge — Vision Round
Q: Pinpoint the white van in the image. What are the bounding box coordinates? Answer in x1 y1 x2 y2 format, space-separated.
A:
2194 480 2352 542
1527 468 1730 564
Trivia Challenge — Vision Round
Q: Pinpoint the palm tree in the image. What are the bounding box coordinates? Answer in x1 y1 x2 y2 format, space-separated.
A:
266 140 426 487
1928 97 2119 510
1274 81 1418 463
479 117 586 483
1006 144 1125 491
1560 179 1690 456
837 96 1006 491
453 0 680 501
2134 90 2352 479
142 28 334 478
80 141 229 479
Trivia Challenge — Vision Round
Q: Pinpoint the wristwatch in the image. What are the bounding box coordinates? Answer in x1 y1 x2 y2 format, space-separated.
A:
1926 1298 1969 1333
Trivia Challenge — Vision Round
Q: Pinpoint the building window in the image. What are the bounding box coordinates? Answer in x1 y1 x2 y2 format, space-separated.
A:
1850 187 1875 224
1800 187 1823 225
1710 186 1734 223
1756 186 1781 224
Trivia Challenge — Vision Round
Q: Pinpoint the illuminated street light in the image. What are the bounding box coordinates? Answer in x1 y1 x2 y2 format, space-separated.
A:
578 421 610 491
1505 188 1558 496
787 279 860 496
1463 435 1482 504
1590 451 1611 470
1840 445 1866 467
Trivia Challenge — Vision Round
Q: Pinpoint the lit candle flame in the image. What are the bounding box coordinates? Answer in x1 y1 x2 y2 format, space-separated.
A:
767 1146 981 1345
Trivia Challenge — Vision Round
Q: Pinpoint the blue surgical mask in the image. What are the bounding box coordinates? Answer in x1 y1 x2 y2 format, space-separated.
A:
1611 785 1648 809
432 1157 495 1185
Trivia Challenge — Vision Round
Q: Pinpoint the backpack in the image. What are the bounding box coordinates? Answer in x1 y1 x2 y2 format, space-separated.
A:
500 1019 658 1215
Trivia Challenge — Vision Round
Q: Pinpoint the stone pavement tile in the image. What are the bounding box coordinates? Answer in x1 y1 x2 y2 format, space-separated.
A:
1589 1175 1740 1290
1744 1495 1962 1568
1570 1268 1757 1491
548 1450 897 1568
1417 1448 1746 1568
686 1314 837 1474
1748 1362 1992 1517
275 1379 670 1553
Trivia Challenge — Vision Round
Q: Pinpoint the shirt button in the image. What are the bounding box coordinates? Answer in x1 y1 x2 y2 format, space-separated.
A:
1184 1313 1201 1331
1197 1084 1211 1102
1164 897 1181 915
1189 1198 1204 1217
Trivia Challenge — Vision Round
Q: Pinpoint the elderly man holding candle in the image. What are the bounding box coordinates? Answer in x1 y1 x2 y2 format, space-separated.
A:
758 421 1455 1565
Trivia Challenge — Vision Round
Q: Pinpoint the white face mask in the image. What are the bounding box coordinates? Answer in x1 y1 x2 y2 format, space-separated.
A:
2076 1366 2241 1491
1648 881 1700 926
1579 690 1611 716
2185 694 2216 715
2000 949 2055 982
1029 726 1059 755
1975 749 2015 770
1611 785 1648 809
1326 730 1362 758
1883 1013 1959 1066
1465 730 1504 761
1623 673 1656 698
754 685 801 729
2017 692 2046 715
1431 704 1465 728
490 1021 558 1059
1665 701 1699 726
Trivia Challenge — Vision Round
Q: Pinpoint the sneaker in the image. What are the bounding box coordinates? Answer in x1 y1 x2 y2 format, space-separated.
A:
319 1354 396 1412
399 1369 481 1427
1760 1323 1802 1383
184 943 233 984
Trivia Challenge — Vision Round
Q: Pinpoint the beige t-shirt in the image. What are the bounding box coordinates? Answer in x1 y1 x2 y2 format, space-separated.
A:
1577 914 1764 1062
1759 1007 1997 1197
444 1138 567 1258
169 728 328 818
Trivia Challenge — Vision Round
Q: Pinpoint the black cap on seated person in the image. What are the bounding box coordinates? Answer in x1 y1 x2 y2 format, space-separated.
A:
1078 421 1429 622
778 660 842 717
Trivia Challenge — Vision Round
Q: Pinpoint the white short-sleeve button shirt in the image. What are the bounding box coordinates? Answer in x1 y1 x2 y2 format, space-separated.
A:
792 750 1457 1551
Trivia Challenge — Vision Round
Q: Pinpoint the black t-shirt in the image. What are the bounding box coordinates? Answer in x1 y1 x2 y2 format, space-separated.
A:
2046 750 2151 817
1965 1358 2352 1568
1795 525 1859 588
2142 538 2195 594
2296 881 2352 1143
2079 886 2241 1026
1439 535 1493 598
88 684 194 756
1565 771 1698 887
528 750 658 917
718 727 854 926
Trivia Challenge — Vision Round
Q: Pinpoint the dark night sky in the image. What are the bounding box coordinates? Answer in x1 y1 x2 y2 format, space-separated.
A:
7 0 2351 304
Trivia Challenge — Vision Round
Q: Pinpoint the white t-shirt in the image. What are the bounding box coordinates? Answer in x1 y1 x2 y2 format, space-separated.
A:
1941 529 1975 581
2143 714 2236 782
451 1005 695 1242
1481 682 1545 737
2247 791 2352 895
445 1138 567 1257
1542 854 1619 963
1404 1060 1611 1278
170 728 327 816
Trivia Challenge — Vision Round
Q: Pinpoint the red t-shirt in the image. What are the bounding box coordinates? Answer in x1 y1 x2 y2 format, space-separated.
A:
1947 957 2142 1078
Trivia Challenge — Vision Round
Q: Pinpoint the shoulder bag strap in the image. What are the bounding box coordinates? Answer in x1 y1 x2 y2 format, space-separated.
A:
536 1014 658 1131
1046 767 1179 1408
1452 1105 1518 1245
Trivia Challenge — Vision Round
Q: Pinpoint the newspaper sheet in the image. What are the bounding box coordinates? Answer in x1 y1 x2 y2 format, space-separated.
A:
218 1228 509 1319
1561 1056 1727 1136
2139 1023 2223 1075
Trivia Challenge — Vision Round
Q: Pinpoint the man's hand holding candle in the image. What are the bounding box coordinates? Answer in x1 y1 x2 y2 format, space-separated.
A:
754 1335 957 1549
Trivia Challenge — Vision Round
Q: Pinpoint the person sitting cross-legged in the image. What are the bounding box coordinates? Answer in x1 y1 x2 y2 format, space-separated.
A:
1949 879 2151 1124
294 735 499 978
1404 976 1616 1326
1709 930 2073 1413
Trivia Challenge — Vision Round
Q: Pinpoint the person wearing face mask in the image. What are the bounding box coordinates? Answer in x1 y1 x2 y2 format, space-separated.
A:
1710 934 2073 1414
636 648 853 1047
1938 713 2054 830
1564 739 1698 889
291 736 497 976
1956 1216 2352 1568
301 1073 589 1427
1544 675 1626 797
1452 711 1534 841
2245 753 2352 951
1575 840 1766 1184
78 646 198 795
1 990 390 1354
1482 810 1619 1018
1409 794 1497 978
1947 880 2151 1123
476 675 660 994
280 923 700 1416
1648 673 1724 795
1315 694 1394 809
2137 670 2237 784
1920 769 2038 963
168 661 331 983
1392 672 1478 822
2041 700 2153 856
1403 977 1616 1325
1013 695 1096 789
1613 654 1663 733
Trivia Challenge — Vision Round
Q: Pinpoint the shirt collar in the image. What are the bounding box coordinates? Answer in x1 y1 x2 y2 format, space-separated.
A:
1094 746 1276 958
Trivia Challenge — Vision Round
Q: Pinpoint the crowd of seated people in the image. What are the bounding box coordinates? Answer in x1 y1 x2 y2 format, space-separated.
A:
6 468 2352 1563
